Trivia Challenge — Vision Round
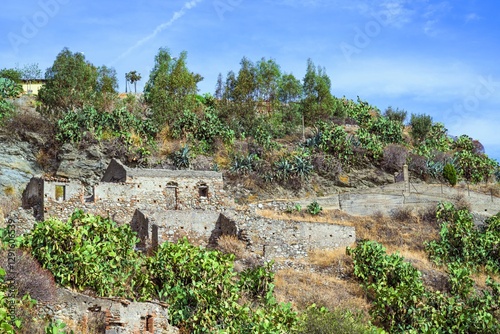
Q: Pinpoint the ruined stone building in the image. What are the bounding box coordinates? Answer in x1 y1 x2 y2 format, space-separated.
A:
20 159 355 332
22 158 355 256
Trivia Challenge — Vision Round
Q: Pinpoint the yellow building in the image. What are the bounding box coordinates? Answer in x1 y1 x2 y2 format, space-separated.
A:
22 80 45 95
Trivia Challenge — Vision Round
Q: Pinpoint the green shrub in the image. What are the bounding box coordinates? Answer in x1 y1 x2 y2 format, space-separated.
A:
147 238 300 333
56 106 157 143
172 145 190 169
443 163 457 186
0 267 22 333
348 239 500 333
426 203 500 274
307 201 322 215
409 113 432 144
24 210 148 299
299 305 372 334
383 106 407 124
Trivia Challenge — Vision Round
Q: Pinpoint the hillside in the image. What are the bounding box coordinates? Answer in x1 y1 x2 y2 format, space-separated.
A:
0 54 500 333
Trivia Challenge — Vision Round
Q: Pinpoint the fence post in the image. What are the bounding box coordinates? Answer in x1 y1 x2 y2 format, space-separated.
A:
403 164 409 194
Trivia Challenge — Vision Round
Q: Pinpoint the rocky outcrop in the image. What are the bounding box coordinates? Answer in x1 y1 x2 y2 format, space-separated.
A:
56 143 110 184
0 136 42 193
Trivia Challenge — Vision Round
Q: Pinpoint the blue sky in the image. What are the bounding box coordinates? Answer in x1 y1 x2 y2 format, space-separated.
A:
1 0 499 161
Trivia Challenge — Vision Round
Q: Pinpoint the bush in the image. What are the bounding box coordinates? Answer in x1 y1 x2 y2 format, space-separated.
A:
426 203 500 273
382 144 408 173
300 305 371 334
307 201 322 215
146 238 300 333
409 113 432 144
348 239 500 333
390 206 414 222
443 163 457 186
24 210 147 299
0 249 56 303
383 106 407 123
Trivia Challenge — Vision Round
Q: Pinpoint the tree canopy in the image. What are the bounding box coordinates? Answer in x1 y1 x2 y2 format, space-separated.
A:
144 48 202 126
37 48 118 119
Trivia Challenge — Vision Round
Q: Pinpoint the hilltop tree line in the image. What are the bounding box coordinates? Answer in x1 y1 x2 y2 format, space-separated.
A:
1 47 498 184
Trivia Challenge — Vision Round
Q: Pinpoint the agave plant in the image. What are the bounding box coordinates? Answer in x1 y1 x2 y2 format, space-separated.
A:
302 131 322 149
230 154 258 175
172 145 190 169
426 159 444 179
293 155 313 180
274 158 293 181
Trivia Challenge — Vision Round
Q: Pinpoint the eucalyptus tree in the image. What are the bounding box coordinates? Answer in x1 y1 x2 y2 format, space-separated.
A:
37 48 118 119
255 57 281 110
144 48 202 126
301 58 335 125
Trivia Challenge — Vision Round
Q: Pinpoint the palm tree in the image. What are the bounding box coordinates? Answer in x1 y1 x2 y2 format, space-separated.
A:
125 70 141 93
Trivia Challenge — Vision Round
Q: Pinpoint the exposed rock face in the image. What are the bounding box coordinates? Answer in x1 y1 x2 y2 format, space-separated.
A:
4 207 37 235
0 136 42 192
56 143 109 184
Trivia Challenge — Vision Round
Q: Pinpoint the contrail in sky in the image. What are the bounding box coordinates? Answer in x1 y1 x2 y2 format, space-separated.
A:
111 0 203 65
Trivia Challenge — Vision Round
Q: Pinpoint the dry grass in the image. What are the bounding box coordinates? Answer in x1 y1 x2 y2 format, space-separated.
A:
352 210 439 252
457 182 500 198
3 185 15 197
453 193 471 211
217 234 248 260
390 206 416 223
158 137 183 158
308 248 350 270
256 208 354 227
35 149 52 169
0 249 57 303
274 268 369 313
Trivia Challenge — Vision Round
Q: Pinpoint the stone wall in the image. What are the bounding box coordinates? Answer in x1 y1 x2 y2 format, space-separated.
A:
94 174 225 211
229 211 356 259
49 288 177 334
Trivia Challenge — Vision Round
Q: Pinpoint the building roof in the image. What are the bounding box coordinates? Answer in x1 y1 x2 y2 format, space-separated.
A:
101 159 222 182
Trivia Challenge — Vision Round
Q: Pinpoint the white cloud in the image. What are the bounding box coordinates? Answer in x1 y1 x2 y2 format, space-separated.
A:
110 0 203 65
465 13 480 23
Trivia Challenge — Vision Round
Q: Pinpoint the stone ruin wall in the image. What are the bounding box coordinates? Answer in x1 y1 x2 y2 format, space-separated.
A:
47 288 177 334
95 175 226 211
131 209 355 259
24 175 356 259
230 212 356 258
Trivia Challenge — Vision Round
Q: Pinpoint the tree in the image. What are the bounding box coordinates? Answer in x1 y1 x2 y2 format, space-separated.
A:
144 48 203 126
278 73 302 104
0 68 22 83
125 70 141 93
20 63 42 95
214 73 224 100
409 113 433 144
38 48 97 118
96 66 118 111
301 59 335 125
37 48 118 119
384 106 407 123
255 57 281 110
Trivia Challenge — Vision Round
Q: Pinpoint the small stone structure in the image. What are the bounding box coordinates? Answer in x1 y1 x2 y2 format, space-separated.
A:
50 288 176 334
